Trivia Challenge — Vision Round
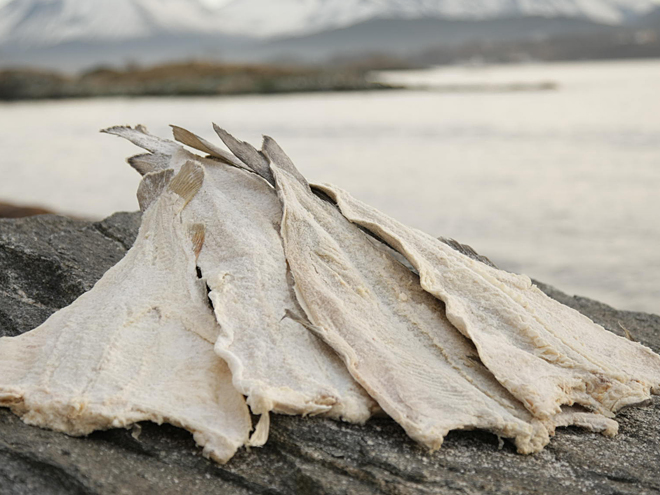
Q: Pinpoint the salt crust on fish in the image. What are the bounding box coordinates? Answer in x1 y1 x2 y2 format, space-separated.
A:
258 141 617 454
106 125 376 430
315 183 660 419
0 163 251 463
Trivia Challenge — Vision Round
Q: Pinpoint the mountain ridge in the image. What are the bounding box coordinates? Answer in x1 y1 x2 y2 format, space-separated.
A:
242 15 615 62
0 0 224 45
217 0 660 37
1 0 659 47
1 0 659 70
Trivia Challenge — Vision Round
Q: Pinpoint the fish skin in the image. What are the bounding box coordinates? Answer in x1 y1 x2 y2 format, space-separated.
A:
113 126 377 431
0 163 252 464
314 183 660 419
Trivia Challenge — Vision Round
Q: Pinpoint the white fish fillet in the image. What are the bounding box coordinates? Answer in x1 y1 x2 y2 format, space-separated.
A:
106 126 376 429
0 163 252 464
315 183 660 419
262 141 588 454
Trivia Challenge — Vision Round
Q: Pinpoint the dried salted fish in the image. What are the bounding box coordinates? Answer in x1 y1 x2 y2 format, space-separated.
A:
0 163 251 463
4 120 648 462
315 183 660 419
178 150 376 426
105 126 376 434
253 138 616 454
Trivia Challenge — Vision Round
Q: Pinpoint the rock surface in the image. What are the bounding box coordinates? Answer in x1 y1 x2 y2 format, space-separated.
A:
0 212 659 495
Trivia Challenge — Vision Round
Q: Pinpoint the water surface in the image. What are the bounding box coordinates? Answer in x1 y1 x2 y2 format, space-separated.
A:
1 59 658 313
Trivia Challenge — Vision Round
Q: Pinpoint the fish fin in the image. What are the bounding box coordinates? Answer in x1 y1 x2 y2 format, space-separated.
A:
261 135 308 187
212 124 274 185
128 153 156 176
189 223 206 261
247 412 270 448
101 124 142 135
127 152 173 176
171 125 247 169
438 237 499 269
101 125 180 155
137 169 175 212
168 161 205 208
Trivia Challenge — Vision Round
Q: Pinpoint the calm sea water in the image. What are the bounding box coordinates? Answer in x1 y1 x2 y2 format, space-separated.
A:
0 59 658 314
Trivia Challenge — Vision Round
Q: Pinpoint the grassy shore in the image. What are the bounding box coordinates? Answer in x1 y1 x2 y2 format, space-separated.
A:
0 61 397 100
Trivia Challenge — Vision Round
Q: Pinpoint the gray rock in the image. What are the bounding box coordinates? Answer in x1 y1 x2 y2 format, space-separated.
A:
0 212 658 495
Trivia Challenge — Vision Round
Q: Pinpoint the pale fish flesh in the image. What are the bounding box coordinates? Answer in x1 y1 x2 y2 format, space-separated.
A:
314 183 660 419
256 137 617 454
0 163 252 463
105 126 376 439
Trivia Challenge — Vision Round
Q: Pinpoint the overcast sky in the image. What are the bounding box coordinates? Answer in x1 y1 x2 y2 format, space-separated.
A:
0 0 236 7
2 0 660 11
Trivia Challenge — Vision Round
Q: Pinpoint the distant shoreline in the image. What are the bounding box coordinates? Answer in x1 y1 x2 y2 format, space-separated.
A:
0 62 398 101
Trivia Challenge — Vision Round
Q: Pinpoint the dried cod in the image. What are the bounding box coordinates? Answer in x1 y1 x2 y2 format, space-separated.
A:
1 121 656 463
0 163 252 463
314 183 660 419
104 125 376 436
254 138 617 454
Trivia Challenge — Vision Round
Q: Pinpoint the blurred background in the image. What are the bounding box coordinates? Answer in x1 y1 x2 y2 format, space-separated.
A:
0 0 659 314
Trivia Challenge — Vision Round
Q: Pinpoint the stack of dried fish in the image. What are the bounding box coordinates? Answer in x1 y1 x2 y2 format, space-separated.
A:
1 124 658 463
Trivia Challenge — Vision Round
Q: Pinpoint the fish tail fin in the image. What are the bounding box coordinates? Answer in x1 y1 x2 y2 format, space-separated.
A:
100 125 155 151
101 125 180 172
129 153 158 176
171 125 247 169
212 124 274 185
168 161 205 208
261 135 309 188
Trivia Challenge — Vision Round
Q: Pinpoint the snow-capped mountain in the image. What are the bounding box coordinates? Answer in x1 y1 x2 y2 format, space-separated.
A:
217 0 660 37
0 0 658 46
0 0 222 45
